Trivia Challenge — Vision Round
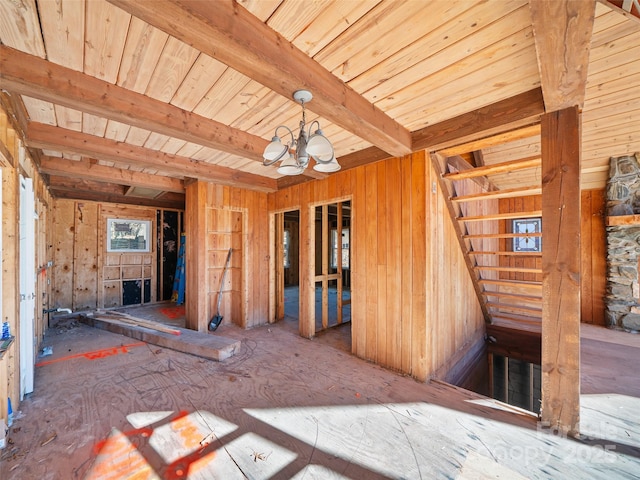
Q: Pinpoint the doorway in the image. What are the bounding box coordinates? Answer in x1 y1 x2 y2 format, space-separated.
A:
314 201 351 334
19 175 35 398
275 210 300 326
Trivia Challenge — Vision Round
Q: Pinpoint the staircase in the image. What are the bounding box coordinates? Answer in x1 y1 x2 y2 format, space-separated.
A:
433 153 543 333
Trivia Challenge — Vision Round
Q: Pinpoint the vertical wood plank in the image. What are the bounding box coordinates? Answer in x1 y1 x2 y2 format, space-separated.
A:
365 163 379 362
412 152 428 380
590 189 606 326
541 106 581 436
387 157 402 370
376 162 387 365
185 180 207 331
72 202 98 311
580 190 594 324
400 155 413 373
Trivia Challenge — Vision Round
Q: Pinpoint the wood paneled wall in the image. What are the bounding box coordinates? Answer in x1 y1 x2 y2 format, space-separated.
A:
580 189 606 326
498 189 606 325
185 181 269 331
51 199 160 311
269 151 485 381
1 108 52 420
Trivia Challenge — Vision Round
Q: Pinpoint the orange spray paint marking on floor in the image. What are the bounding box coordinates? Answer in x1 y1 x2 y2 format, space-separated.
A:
35 342 147 367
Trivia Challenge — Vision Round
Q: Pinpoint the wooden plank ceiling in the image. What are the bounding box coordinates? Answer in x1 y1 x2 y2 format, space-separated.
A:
0 0 638 208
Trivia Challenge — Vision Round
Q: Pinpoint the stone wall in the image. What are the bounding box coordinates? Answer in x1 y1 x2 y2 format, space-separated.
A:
605 153 640 331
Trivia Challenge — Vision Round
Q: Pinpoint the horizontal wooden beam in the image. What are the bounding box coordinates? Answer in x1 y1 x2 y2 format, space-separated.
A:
444 156 541 181
606 214 640 226
412 88 545 152
487 302 543 315
437 124 541 157
108 0 412 158
50 187 185 210
486 323 541 364
26 123 277 192
0 45 267 162
40 156 185 193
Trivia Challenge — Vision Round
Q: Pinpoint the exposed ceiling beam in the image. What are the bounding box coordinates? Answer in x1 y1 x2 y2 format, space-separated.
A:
107 0 412 158
412 88 545 152
0 45 267 161
26 123 277 192
40 156 185 193
277 89 546 189
50 185 185 210
529 0 596 112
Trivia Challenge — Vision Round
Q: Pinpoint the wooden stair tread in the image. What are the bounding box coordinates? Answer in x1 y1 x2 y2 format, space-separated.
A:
487 302 542 314
469 251 542 256
443 156 541 181
475 265 541 274
464 232 541 239
483 291 542 302
451 186 541 203
479 278 542 289
458 210 541 222
490 317 542 333
491 312 542 325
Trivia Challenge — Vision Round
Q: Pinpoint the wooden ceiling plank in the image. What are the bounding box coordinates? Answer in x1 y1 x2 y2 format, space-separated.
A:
40 156 185 193
26 123 277 192
529 0 597 111
0 0 45 57
107 0 412 157
170 54 228 111
84 0 131 83
412 88 545 152
118 17 169 93
290 0 379 58
145 36 200 102
352 2 526 96
0 45 267 162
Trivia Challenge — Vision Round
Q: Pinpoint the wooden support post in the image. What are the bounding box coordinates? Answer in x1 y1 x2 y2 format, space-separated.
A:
541 106 581 436
185 180 208 332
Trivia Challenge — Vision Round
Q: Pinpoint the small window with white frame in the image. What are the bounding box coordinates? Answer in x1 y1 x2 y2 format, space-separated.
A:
107 219 151 253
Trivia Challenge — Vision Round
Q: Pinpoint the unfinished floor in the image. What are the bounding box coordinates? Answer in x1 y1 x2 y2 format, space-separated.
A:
0 313 639 479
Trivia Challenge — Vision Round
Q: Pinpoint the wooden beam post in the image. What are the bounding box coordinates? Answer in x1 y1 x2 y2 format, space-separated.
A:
541 106 581 436
185 180 208 332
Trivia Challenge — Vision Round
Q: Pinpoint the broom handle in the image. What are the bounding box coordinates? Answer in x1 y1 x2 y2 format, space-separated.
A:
217 248 233 316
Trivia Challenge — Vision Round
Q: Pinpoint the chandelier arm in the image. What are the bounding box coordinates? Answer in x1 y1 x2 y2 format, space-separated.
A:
262 125 296 166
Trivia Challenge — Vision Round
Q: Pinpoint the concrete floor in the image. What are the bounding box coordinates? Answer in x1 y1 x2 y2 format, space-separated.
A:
1 314 639 479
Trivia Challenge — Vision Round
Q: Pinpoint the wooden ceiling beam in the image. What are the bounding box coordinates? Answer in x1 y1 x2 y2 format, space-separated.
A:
26 123 277 192
48 175 128 196
50 187 185 210
529 0 596 112
107 0 412 158
0 45 266 162
412 88 545 152
40 156 185 193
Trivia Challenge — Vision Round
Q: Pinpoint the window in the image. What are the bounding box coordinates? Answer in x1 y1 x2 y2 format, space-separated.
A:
331 228 350 269
107 219 151 253
283 229 291 268
512 218 541 252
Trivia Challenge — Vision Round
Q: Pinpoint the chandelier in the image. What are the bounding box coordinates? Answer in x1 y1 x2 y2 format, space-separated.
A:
262 90 340 175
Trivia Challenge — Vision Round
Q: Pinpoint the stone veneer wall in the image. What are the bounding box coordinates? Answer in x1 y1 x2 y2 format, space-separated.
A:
605 153 640 331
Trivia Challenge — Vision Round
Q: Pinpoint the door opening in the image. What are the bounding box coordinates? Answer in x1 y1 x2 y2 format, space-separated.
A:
314 200 351 334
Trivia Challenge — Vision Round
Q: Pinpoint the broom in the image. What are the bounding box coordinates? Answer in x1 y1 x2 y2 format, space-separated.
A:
209 248 233 331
